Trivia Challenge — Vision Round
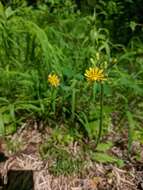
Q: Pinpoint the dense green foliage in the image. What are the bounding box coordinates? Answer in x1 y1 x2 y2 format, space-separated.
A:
0 0 143 162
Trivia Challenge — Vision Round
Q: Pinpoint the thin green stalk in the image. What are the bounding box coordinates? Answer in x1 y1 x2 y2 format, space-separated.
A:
51 88 57 114
0 114 5 136
25 34 30 62
126 111 134 157
71 88 76 122
96 83 103 147
71 80 77 122
93 82 96 102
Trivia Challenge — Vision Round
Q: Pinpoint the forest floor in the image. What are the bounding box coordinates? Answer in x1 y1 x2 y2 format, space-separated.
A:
0 121 143 190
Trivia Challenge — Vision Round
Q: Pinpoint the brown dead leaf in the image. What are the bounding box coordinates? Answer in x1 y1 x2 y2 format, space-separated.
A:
88 177 103 189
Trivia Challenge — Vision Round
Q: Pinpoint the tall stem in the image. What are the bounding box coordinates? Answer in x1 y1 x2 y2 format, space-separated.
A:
71 88 76 122
96 83 103 147
93 82 96 102
52 88 57 113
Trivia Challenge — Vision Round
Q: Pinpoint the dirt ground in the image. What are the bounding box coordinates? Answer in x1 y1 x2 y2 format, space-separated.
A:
0 122 143 190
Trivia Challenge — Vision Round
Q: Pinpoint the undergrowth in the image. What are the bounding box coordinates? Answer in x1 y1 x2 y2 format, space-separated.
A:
0 0 143 173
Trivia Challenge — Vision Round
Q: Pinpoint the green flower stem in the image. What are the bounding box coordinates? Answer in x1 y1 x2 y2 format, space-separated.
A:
93 82 96 102
72 88 76 122
71 80 77 122
51 88 57 113
96 83 103 147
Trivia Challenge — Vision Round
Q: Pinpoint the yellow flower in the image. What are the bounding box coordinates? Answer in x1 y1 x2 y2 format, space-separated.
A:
48 74 60 87
84 67 106 82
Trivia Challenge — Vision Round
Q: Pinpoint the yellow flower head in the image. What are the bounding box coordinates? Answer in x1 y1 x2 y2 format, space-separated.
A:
48 74 60 87
84 67 106 82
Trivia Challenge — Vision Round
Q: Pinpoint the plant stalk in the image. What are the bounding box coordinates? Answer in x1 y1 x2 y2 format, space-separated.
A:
93 82 96 102
52 88 57 114
96 83 103 148
72 88 76 122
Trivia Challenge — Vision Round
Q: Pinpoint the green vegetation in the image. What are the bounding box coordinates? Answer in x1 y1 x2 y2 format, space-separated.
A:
0 0 143 175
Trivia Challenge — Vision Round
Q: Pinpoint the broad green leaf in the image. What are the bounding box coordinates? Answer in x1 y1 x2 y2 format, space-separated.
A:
92 152 124 167
96 142 113 152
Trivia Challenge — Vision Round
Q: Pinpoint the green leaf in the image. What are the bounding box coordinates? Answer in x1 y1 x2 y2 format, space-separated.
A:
0 114 5 136
130 21 137 31
3 114 11 124
5 124 16 135
92 152 114 162
96 141 113 152
138 103 143 108
91 152 124 167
